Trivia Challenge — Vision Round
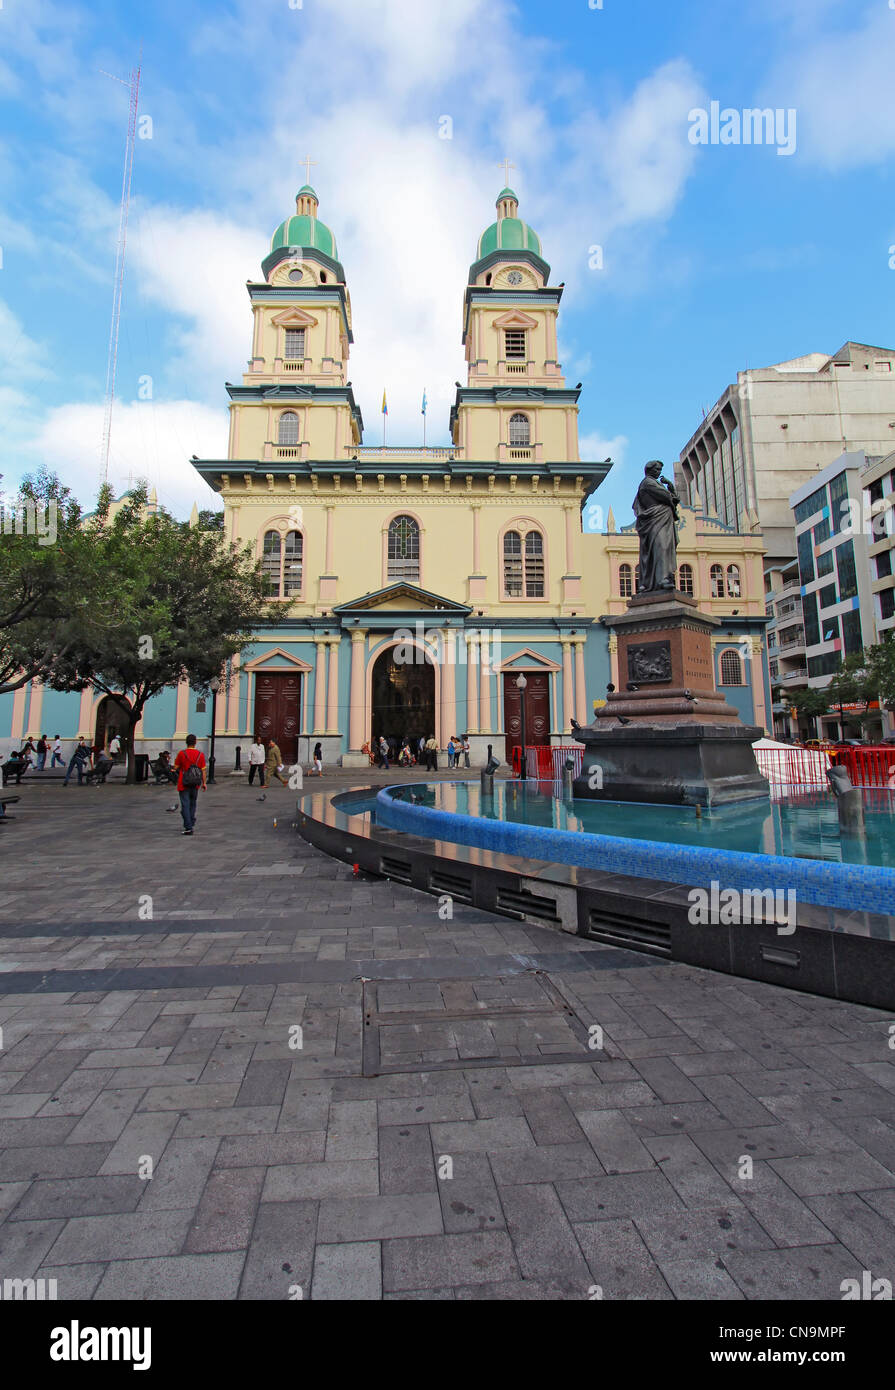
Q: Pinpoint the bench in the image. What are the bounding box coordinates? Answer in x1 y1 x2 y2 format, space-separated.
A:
0 793 21 819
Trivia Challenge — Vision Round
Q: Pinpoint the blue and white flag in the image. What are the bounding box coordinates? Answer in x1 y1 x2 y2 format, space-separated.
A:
421 389 428 416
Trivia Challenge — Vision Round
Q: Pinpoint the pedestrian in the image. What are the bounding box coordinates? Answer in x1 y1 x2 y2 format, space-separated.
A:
109 733 121 760
447 736 455 768
265 737 289 787
418 735 426 762
173 734 206 834
20 739 35 773
62 739 91 786
36 735 48 772
50 735 64 768
310 741 323 777
462 735 471 768
425 734 438 771
400 739 412 766
378 735 390 770
247 738 266 787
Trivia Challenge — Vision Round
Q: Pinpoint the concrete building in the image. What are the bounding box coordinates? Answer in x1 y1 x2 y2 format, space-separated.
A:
862 448 895 642
770 451 892 741
676 342 895 572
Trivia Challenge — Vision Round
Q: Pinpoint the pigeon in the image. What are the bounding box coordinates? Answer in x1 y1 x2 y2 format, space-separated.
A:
617 716 632 726
256 794 266 802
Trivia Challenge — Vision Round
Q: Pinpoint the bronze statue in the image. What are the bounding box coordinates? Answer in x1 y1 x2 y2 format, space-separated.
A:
633 460 680 592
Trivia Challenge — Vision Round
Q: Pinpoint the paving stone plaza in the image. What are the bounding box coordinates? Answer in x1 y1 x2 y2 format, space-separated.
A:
2 774 895 1302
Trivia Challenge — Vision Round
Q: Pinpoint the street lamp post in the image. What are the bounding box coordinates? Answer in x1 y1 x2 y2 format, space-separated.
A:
208 677 220 784
516 673 528 781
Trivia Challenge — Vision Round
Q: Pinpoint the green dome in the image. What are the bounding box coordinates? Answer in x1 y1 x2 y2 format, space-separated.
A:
270 188 337 258
477 216 541 260
271 213 337 259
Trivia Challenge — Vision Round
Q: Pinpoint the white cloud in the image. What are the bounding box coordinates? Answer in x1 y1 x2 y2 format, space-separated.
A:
5 0 708 474
19 400 225 517
764 5 895 169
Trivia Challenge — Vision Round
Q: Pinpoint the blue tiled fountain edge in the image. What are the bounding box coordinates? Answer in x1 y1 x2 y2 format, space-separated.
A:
375 786 894 913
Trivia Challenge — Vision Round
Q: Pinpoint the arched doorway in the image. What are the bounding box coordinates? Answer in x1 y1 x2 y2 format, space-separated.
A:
371 646 435 747
94 695 130 753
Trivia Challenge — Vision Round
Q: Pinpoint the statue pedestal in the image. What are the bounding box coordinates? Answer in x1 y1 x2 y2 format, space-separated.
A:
574 591 769 807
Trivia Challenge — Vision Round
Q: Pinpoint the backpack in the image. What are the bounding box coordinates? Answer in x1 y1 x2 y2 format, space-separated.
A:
181 752 203 788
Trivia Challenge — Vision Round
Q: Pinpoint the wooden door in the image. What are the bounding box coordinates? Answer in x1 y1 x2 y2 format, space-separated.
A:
254 673 301 763
502 672 550 755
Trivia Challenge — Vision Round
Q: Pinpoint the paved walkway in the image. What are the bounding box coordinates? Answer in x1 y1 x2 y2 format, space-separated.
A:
1 777 895 1300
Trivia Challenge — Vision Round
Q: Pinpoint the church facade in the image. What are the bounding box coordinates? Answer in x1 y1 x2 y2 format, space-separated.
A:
1 185 771 767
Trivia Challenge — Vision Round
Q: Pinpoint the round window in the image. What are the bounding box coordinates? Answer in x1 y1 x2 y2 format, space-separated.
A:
288 268 304 282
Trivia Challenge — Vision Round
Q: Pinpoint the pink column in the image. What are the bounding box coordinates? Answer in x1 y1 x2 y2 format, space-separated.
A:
479 643 491 732
561 639 574 731
574 641 587 724
564 506 575 572
349 630 366 750
440 629 456 745
326 640 339 733
313 640 327 733
227 654 240 732
325 506 335 572
466 636 479 732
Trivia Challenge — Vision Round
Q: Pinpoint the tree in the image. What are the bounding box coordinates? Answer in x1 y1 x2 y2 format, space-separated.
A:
826 651 878 736
43 484 274 781
867 637 895 714
196 509 225 532
784 686 829 738
0 468 98 696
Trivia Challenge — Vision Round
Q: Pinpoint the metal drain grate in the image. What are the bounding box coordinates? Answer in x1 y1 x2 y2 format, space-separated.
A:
361 971 596 1076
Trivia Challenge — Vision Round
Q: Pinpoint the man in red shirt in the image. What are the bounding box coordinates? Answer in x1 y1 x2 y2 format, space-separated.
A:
173 733 207 836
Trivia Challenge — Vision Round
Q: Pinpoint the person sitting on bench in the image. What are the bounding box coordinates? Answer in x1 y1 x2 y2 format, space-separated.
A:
151 751 175 784
1 750 25 785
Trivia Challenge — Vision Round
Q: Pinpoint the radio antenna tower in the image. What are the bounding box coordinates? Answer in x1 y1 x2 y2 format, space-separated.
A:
99 52 142 485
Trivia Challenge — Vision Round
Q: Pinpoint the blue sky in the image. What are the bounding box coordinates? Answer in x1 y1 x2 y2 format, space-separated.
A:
1 0 893 526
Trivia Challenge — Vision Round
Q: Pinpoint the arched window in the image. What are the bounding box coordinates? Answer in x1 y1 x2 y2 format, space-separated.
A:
278 411 299 446
509 413 531 447
261 528 303 598
678 563 694 595
503 528 546 597
619 563 633 598
710 564 724 598
524 530 545 596
503 531 523 597
387 515 420 582
261 530 282 597
283 531 303 596
720 649 745 686
726 564 741 598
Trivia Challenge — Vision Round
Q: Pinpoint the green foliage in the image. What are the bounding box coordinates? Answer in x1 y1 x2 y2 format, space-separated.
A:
867 637 895 712
42 484 273 778
783 686 829 720
0 468 91 695
196 509 225 532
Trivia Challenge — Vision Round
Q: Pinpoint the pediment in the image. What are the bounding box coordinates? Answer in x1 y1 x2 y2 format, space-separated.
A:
243 646 314 673
492 309 539 330
334 583 471 614
270 307 319 328
499 646 562 673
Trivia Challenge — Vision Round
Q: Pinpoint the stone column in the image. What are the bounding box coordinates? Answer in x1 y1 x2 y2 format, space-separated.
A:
326 639 340 734
313 639 327 734
325 505 335 572
574 640 587 724
348 629 367 750
471 503 481 571
465 634 479 732
561 637 574 732
480 639 492 732
440 628 456 745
